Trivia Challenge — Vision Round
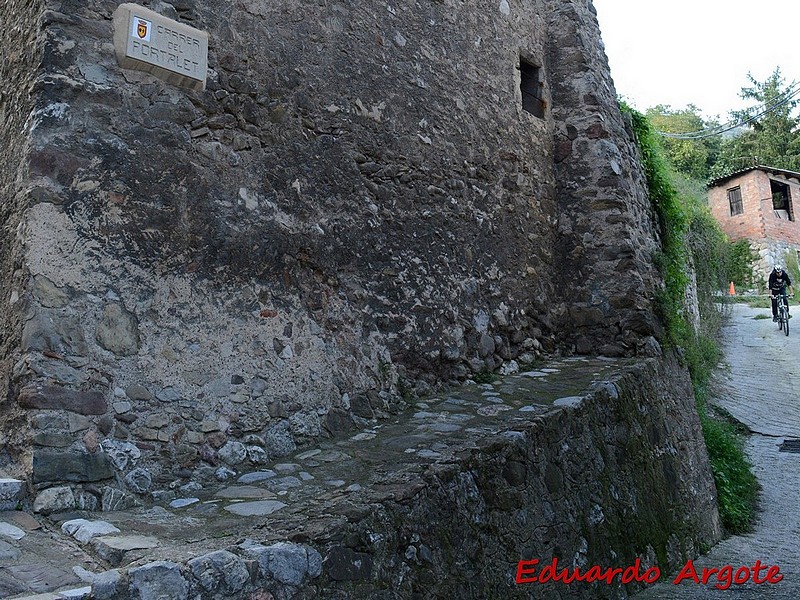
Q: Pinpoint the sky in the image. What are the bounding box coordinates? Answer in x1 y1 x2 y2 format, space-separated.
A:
593 0 800 122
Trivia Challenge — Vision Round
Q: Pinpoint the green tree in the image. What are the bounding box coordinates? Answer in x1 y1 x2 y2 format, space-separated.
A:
712 67 800 176
726 240 760 290
646 105 721 180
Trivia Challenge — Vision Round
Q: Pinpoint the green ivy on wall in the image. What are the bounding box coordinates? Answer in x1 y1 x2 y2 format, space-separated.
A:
622 102 758 534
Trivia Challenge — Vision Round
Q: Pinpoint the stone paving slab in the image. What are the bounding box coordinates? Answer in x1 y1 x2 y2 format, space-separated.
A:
1 512 42 532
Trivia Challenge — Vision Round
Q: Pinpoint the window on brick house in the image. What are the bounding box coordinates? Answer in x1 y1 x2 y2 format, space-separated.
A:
770 179 793 221
728 187 743 216
520 59 545 118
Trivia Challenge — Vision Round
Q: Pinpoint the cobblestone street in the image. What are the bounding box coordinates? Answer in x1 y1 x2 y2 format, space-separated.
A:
634 302 800 599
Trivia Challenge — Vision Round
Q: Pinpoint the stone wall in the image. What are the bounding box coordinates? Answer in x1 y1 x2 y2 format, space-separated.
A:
546 0 663 356
0 7 725 598
0 0 46 475
302 358 720 599
4 0 664 490
18 356 720 599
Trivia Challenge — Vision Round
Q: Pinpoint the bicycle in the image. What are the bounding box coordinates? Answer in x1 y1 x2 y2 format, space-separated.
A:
772 291 792 336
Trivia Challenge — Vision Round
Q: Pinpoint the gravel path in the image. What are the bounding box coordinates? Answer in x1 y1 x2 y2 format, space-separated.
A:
634 302 800 599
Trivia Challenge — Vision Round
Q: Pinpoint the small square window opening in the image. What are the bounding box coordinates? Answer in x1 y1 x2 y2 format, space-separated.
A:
520 59 545 119
770 179 793 221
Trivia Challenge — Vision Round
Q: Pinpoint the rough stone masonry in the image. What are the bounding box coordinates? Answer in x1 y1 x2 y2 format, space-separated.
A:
0 3 715 593
0 357 721 599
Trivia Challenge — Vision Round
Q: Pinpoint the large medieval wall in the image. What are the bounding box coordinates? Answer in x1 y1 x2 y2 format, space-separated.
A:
546 1 662 355
1 0 663 488
0 0 46 473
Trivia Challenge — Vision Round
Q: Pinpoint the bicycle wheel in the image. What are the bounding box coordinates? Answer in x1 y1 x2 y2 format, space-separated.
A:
779 303 788 333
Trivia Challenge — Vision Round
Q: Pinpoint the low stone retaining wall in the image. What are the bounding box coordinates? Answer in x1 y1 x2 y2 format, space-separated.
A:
7 356 720 599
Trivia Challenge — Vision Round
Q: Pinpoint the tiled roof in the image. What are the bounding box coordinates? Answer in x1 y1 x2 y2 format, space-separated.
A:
708 165 800 188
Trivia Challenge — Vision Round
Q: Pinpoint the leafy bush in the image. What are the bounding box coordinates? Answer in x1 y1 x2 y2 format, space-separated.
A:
784 249 800 290
727 240 760 290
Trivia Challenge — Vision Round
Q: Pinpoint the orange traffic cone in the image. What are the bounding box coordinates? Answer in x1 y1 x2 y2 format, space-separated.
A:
729 281 736 295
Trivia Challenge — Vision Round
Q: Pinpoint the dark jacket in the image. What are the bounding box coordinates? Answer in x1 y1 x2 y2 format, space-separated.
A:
769 269 792 292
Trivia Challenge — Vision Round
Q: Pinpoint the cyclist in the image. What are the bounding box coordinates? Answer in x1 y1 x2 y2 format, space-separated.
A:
769 265 795 321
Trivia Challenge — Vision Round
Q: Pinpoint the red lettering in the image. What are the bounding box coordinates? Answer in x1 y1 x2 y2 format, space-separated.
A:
583 565 603 583
538 558 556 583
558 565 578 584
601 567 623 584
767 565 783 583
518 558 781 588
714 565 733 590
643 567 661 584
700 567 719 584
621 558 641 583
734 566 750 585
515 559 538 584
673 560 700 585
752 560 769 584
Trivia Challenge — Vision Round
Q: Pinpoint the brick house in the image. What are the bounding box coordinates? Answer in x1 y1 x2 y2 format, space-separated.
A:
708 165 800 280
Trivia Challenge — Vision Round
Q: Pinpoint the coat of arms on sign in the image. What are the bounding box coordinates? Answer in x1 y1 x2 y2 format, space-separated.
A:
133 17 151 41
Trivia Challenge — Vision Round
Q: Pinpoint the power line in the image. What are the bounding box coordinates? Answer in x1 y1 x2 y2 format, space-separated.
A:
657 83 800 139
655 81 800 140
657 82 800 139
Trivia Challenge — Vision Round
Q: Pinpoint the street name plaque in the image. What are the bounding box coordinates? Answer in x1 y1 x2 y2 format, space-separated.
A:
113 3 208 90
